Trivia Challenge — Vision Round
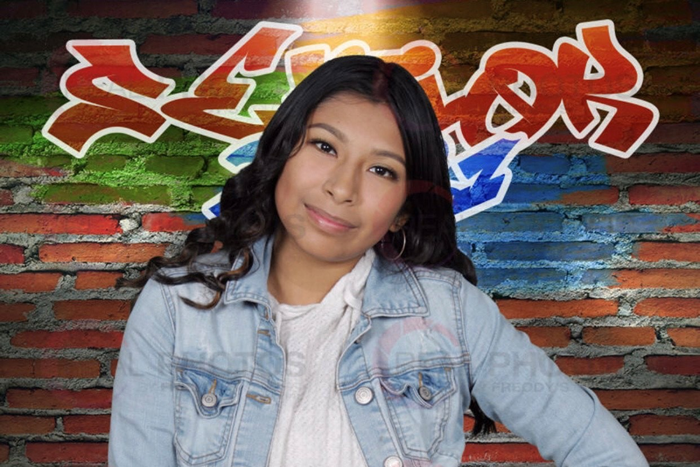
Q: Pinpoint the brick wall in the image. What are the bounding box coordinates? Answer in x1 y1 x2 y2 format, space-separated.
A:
0 0 698 465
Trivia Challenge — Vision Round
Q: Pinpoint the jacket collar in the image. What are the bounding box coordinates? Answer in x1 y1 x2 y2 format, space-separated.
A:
223 235 428 317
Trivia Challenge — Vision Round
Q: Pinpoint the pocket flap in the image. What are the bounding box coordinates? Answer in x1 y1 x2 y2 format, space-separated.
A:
175 366 244 417
379 367 453 408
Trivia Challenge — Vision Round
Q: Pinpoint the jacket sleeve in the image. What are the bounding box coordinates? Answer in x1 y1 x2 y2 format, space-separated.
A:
460 279 648 467
109 278 178 466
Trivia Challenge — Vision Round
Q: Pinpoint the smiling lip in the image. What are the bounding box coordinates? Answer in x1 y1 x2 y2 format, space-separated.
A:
305 205 356 232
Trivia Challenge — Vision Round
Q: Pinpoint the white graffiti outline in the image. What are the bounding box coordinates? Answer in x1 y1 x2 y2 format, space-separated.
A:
42 40 176 159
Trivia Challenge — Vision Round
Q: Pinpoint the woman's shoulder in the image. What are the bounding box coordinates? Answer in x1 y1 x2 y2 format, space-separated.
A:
156 249 235 279
407 263 493 307
409 262 468 289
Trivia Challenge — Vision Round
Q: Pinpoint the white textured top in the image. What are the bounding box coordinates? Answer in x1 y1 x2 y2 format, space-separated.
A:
266 249 375 467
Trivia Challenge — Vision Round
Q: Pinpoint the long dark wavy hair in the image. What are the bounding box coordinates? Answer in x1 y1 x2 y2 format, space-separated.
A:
120 55 494 434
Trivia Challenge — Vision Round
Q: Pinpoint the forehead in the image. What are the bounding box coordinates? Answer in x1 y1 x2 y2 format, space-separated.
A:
308 93 404 148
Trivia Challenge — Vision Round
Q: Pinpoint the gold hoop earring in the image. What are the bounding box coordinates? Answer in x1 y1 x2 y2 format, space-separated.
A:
388 228 406 261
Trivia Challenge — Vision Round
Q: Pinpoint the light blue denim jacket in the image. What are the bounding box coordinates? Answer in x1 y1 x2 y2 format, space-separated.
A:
109 236 648 467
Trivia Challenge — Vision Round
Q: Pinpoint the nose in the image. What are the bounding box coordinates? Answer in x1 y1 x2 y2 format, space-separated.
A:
323 161 359 204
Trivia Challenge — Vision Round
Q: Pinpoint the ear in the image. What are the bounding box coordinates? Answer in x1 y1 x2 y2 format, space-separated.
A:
389 213 410 232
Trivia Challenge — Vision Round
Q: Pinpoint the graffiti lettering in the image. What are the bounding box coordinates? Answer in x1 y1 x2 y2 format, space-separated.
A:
161 23 301 142
42 20 658 219
44 41 175 158
451 21 658 158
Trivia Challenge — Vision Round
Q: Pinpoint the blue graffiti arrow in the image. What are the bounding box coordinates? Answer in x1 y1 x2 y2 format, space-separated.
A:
449 136 524 221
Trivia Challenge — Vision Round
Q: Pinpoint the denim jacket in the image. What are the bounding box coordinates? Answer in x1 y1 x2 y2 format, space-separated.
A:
109 236 648 467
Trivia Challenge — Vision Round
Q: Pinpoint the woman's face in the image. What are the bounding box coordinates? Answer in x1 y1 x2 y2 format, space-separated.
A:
274 92 409 267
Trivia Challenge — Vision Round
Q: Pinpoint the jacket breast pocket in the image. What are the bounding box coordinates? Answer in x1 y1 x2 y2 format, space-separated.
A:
379 367 456 459
174 365 245 465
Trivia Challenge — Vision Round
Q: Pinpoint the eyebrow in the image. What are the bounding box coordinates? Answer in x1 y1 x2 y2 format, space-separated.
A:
308 122 406 166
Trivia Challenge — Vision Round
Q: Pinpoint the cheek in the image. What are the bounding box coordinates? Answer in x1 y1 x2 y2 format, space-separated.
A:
369 186 407 231
274 174 296 226
275 162 301 205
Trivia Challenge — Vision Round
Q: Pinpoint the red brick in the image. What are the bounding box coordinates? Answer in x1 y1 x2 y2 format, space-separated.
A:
0 214 121 234
39 242 167 263
629 185 700 205
147 67 183 79
635 298 700 318
0 273 61 292
648 38 698 52
462 442 546 462
142 212 205 232
0 68 40 88
0 0 47 18
507 0 558 18
595 389 700 410
0 244 24 264
26 442 108 463
74 271 123 290
0 358 100 378
212 0 332 20
0 302 34 322
639 444 700 463
11 330 123 349
610 269 700 289
668 328 700 347
663 214 700 233
616 33 659 53
606 153 700 174
652 95 697 123
516 326 570 348
646 66 700 95
666 211 700 231
537 125 579 144
562 0 628 19
647 123 700 144
141 34 244 55
0 444 7 462
555 356 624 376
7 388 112 409
443 31 558 55
111 359 118 376
558 188 619 205
0 158 65 177
68 0 196 18
0 415 55 435
634 242 700 262
639 0 693 25
0 189 12 205
63 415 111 434
53 299 131 320
0 32 94 54
583 327 656 346
497 299 617 319
629 414 700 436
646 356 700 375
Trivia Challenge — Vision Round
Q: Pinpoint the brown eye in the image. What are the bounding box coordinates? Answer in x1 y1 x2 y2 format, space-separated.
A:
311 140 336 155
370 166 398 180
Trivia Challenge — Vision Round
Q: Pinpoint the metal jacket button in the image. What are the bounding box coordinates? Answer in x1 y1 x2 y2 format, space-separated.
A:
201 393 218 408
354 386 373 405
384 455 402 467
419 386 432 401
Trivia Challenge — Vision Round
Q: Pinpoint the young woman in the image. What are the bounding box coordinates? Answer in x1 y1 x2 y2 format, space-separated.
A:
108 55 648 467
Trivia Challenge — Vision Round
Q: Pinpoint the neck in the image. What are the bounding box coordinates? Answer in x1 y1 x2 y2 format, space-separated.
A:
267 231 362 306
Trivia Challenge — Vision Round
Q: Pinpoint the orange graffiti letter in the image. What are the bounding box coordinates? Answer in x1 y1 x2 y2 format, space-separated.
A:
557 20 659 157
42 40 175 158
160 23 302 142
